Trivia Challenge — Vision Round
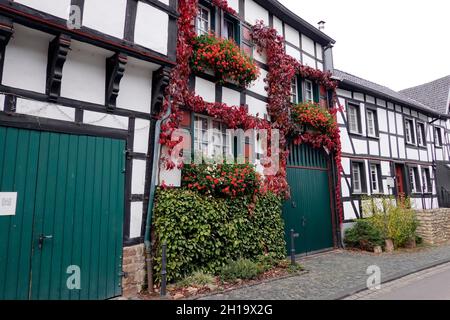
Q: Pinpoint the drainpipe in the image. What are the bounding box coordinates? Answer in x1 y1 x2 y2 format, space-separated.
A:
144 102 172 293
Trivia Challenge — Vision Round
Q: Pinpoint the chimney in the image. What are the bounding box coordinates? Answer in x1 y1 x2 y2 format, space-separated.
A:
318 20 326 31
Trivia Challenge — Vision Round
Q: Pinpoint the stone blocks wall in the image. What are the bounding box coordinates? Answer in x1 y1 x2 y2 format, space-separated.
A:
122 244 146 297
416 209 450 245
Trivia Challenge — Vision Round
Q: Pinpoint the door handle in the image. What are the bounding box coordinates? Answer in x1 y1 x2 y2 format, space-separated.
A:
38 234 53 249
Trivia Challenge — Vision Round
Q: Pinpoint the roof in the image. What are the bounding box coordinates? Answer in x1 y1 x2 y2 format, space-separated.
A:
399 76 450 114
254 0 335 46
333 69 444 117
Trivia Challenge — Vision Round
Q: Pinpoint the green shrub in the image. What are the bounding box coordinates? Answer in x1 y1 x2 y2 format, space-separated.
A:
152 188 286 283
220 259 261 282
364 196 419 248
177 271 215 288
344 219 384 251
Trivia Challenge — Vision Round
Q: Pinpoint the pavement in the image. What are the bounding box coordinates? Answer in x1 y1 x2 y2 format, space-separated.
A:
199 242 450 300
345 262 450 300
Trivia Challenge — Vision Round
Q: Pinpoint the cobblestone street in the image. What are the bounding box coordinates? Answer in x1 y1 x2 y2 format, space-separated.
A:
200 243 450 300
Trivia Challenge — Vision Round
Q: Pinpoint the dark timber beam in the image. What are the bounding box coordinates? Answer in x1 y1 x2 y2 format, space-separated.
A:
0 15 13 47
151 66 171 116
106 53 127 111
46 34 71 101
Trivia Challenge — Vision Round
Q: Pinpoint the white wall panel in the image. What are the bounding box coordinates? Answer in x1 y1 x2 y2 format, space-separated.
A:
227 0 239 12
381 161 391 176
316 43 323 60
396 113 404 135
135 2 169 54
388 111 396 134
380 134 390 157
344 201 358 221
353 92 364 101
245 0 268 25
366 96 375 104
2 25 52 93
134 119 151 154
302 54 316 68
16 0 70 19
195 77 216 103
15 99 75 122
419 150 428 162
353 139 368 155
222 87 241 106
369 140 379 156
61 40 112 104
284 24 299 46
0 94 4 111
301 34 315 56
246 96 267 119
398 138 406 158
341 158 351 175
286 45 301 62
129 202 143 238
390 136 398 158
377 108 388 132
337 90 352 99
131 159 147 194
341 178 350 197
248 69 268 97
341 130 353 154
406 147 419 160
83 111 129 130
83 0 126 39
117 57 158 113
273 16 283 35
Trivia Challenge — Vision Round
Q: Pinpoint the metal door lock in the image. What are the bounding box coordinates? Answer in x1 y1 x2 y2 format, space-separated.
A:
38 234 53 249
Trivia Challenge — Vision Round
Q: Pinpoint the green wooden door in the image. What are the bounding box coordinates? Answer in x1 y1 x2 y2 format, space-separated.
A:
0 127 125 300
283 143 334 255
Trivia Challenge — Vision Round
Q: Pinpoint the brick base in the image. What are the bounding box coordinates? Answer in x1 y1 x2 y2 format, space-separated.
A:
122 244 146 297
416 209 450 245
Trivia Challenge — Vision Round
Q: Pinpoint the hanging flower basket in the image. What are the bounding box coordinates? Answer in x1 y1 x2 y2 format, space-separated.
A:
191 34 260 87
291 102 336 136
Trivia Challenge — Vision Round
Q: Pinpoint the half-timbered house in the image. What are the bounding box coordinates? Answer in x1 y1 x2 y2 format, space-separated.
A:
334 70 450 225
0 0 177 299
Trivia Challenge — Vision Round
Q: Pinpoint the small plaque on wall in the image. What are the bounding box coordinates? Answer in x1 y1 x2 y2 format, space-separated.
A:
0 192 17 216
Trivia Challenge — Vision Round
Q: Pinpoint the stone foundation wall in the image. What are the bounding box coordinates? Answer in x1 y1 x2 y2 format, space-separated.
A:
122 244 146 297
416 209 450 245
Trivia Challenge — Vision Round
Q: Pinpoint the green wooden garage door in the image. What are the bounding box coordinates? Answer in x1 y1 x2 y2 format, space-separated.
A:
283 143 334 255
0 127 125 300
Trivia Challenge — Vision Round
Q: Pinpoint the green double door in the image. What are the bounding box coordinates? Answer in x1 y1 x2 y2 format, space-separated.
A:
0 126 125 300
283 143 334 255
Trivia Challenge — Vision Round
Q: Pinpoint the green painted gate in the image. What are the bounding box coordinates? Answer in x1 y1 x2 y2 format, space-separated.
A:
283 143 334 255
0 126 125 300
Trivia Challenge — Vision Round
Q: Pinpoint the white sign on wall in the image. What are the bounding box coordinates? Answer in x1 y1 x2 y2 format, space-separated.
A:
386 177 395 189
0 192 18 216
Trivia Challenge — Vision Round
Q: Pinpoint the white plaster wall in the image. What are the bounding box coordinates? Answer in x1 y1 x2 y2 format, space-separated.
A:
353 139 368 155
83 111 129 130
61 40 112 105
227 0 239 12
302 54 316 69
390 136 398 158
369 140 379 156
337 90 352 99
83 0 126 39
284 24 299 45
253 47 267 64
436 149 444 161
195 77 216 103
396 114 404 136
246 96 267 119
398 138 406 158
129 202 143 238
117 57 158 114
353 92 364 101
301 34 315 56
388 111 396 134
16 0 70 19
131 159 147 194
381 161 391 176
406 147 419 160
366 96 375 104
135 1 169 55
377 108 388 132
222 87 241 106
286 45 301 62
341 158 351 175
341 130 353 154
341 178 350 197
380 134 390 157
419 150 428 162
317 62 323 71
15 99 75 122
159 148 182 187
316 43 323 60
248 69 268 97
273 16 283 36
344 201 358 221
0 94 5 111
245 0 268 25
2 25 52 93
134 119 151 154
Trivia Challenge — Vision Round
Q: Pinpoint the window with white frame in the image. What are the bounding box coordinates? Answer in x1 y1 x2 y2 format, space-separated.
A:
435 127 443 147
404 119 415 144
196 5 211 36
366 109 378 137
194 115 231 159
421 168 432 193
348 103 360 134
417 122 426 147
223 16 237 42
291 77 298 104
409 167 419 193
305 80 313 102
370 164 380 193
352 162 364 194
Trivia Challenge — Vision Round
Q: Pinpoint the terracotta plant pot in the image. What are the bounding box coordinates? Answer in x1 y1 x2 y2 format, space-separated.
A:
385 239 394 253
373 246 383 254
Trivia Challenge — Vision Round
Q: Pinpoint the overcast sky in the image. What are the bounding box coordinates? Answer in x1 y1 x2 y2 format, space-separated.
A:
279 0 450 91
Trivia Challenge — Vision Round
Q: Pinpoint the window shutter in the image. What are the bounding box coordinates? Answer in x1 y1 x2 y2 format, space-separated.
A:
313 84 320 103
297 77 303 102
